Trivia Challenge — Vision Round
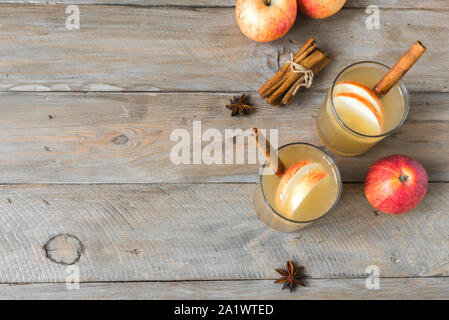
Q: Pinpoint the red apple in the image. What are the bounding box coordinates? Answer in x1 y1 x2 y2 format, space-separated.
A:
236 0 297 42
364 155 428 215
297 0 346 19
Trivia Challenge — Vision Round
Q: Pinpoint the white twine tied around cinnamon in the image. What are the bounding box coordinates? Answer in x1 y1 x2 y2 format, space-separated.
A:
287 53 314 95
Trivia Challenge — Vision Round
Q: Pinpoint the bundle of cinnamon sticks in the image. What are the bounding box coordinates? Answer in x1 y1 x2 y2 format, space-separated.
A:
258 38 331 106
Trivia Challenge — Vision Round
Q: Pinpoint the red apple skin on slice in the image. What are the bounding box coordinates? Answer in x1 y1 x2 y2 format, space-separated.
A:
288 169 327 215
334 81 383 116
334 92 383 130
364 155 428 215
276 162 328 217
277 161 312 202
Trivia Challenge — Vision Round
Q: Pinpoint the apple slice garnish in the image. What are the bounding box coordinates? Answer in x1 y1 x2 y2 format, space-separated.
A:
334 92 383 133
276 162 328 217
277 160 312 201
334 81 383 117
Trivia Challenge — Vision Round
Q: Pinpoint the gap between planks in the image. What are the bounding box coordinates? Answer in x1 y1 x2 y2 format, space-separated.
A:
3 275 449 285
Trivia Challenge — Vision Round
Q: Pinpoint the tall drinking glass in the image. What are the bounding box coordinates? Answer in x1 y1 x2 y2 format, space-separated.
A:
316 61 410 156
252 142 341 232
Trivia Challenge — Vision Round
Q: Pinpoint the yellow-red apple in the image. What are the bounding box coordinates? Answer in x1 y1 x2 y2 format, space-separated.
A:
364 155 428 215
236 0 297 42
297 0 346 19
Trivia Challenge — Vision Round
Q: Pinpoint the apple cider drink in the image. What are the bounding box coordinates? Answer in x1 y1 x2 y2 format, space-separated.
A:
252 143 341 232
316 62 410 156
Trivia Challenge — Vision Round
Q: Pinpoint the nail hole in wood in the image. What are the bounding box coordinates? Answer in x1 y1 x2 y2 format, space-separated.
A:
126 248 142 255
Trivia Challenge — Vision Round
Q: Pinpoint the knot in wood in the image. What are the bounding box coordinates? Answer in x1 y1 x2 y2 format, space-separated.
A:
111 134 129 145
43 233 84 265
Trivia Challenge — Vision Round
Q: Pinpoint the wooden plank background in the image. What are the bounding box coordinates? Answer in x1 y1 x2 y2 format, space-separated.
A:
1 183 448 283
0 6 448 93
0 1 447 9
0 92 447 183
2 278 448 300
0 0 447 299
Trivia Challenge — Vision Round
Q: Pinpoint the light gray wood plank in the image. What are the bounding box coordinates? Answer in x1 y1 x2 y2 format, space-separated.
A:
0 183 448 283
2 278 448 299
350 0 449 8
0 92 446 183
263 0 446 9
0 1 447 9
0 6 447 92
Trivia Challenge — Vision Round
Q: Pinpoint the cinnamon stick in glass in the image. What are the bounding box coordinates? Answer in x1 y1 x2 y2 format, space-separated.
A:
252 127 285 176
374 41 426 96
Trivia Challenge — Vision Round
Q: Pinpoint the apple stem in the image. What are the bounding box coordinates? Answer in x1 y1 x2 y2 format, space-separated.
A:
265 0 271 6
400 174 408 183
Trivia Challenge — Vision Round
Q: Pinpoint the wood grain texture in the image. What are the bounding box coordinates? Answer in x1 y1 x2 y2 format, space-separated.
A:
0 6 447 92
0 91 446 183
0 1 447 9
2 278 448 300
349 0 449 8
0 183 448 283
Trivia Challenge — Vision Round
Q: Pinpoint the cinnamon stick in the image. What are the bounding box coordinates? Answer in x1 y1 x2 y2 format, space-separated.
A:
258 39 316 98
258 39 331 106
260 75 287 99
260 41 318 99
374 41 426 96
252 127 285 176
267 50 327 105
283 56 332 105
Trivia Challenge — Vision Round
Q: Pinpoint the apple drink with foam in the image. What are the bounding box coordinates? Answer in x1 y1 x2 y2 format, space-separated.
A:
316 62 409 156
253 143 341 231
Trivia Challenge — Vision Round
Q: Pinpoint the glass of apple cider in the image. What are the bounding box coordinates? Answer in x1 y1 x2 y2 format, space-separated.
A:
252 142 341 232
316 61 410 156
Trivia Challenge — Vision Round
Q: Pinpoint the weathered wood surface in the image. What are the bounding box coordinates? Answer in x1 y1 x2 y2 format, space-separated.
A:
0 0 447 300
0 1 447 9
0 6 447 93
2 278 448 300
0 91 446 183
1 183 448 283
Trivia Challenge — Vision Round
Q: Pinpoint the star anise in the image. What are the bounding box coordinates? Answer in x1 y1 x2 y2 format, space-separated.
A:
275 261 306 293
226 93 254 116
